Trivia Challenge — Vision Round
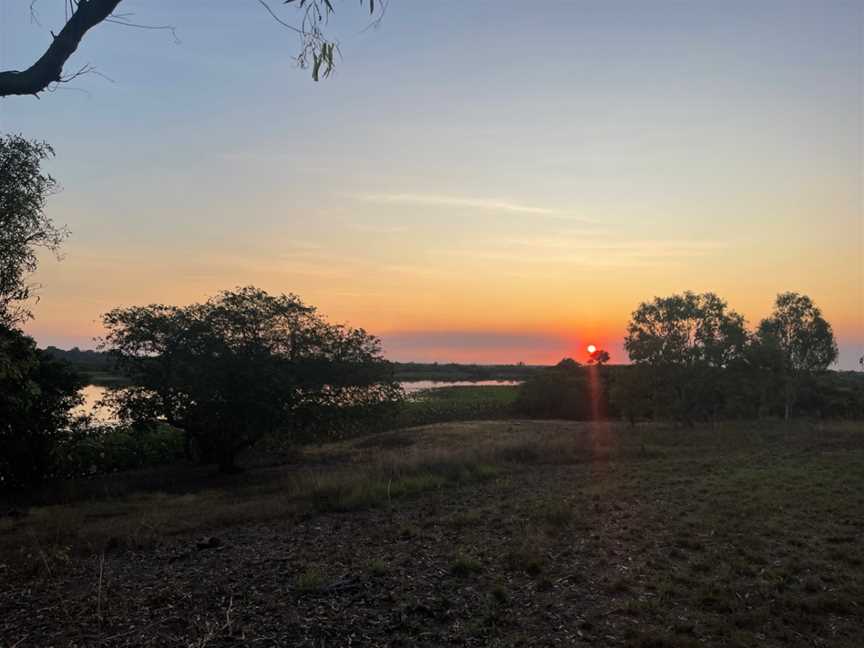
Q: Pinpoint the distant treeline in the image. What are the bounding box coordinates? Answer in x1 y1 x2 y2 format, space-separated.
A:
516 291 862 424
43 347 130 386
392 362 543 382
43 348 546 385
43 346 107 368
515 362 864 424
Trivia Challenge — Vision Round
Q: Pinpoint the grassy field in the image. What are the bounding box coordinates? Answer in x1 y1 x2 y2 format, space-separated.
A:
1 420 862 646
392 385 519 427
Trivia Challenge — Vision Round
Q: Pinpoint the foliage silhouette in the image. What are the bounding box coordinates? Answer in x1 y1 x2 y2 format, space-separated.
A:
0 0 383 97
0 324 83 489
0 135 66 326
624 292 747 424
101 286 401 472
514 358 593 420
757 292 838 420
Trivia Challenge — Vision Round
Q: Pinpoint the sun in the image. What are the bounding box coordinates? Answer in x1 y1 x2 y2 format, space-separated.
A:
587 344 597 354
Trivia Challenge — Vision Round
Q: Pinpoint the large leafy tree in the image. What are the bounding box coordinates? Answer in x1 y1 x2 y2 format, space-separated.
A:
757 292 838 420
101 286 401 472
0 0 382 98
0 324 83 490
624 292 748 423
0 134 66 327
625 292 748 368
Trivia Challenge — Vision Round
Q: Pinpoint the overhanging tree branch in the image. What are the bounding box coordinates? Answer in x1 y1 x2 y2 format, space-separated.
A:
0 0 123 98
1 0 384 99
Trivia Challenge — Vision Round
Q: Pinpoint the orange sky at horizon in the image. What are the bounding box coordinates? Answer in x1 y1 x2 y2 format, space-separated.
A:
4 1 861 369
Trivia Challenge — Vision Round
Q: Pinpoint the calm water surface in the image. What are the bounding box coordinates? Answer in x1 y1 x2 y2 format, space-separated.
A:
76 380 521 422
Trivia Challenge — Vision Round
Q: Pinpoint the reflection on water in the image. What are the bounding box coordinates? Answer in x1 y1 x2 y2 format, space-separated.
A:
399 380 520 393
76 380 521 421
74 384 116 423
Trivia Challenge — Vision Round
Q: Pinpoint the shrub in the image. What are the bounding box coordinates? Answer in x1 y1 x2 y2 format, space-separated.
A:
0 325 83 490
57 424 185 478
513 359 594 420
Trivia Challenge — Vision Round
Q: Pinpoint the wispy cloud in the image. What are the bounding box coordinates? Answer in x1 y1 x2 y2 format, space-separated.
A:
218 150 298 163
356 192 585 218
381 330 570 352
433 237 728 269
348 223 411 234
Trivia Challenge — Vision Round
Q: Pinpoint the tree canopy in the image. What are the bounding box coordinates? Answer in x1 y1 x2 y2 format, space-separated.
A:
616 291 843 423
587 348 610 366
757 292 838 419
0 323 83 489
624 292 747 369
101 286 401 472
623 292 748 423
0 134 66 326
757 292 838 374
0 0 383 98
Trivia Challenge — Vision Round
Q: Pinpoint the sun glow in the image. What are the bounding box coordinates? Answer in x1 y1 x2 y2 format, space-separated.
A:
587 344 597 354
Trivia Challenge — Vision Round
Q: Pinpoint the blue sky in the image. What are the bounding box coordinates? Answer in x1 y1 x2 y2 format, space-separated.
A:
1 0 861 367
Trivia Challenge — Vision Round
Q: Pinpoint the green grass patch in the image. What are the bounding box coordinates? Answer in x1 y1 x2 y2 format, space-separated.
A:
390 386 519 428
450 554 483 577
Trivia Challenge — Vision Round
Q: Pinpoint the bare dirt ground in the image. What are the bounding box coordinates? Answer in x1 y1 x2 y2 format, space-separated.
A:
1 420 862 647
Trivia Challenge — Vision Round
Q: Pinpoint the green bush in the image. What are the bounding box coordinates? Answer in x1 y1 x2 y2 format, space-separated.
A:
514 359 595 420
0 325 83 490
56 424 185 478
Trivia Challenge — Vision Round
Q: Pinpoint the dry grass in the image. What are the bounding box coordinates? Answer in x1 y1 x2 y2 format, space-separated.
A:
2 419 859 566
2 421 566 562
2 419 863 647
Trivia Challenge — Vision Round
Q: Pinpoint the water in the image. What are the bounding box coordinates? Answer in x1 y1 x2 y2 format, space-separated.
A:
399 380 520 394
76 380 521 422
75 384 115 423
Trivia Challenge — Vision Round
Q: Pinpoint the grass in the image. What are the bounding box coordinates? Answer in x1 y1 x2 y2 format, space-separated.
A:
0 450 500 559
367 558 388 576
390 385 520 428
450 554 483 576
294 566 324 591
1 419 862 646
505 537 546 576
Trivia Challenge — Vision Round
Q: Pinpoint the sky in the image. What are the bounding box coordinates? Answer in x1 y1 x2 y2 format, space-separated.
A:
1 0 862 368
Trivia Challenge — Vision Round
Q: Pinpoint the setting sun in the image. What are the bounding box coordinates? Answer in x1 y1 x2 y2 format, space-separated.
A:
1 3 862 646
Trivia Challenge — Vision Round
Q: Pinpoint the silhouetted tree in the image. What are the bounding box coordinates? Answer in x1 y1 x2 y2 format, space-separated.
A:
101 286 401 473
757 292 838 420
0 324 83 490
0 135 66 326
737 330 786 418
588 348 610 366
624 292 747 424
515 358 592 420
0 0 383 97
608 365 652 426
